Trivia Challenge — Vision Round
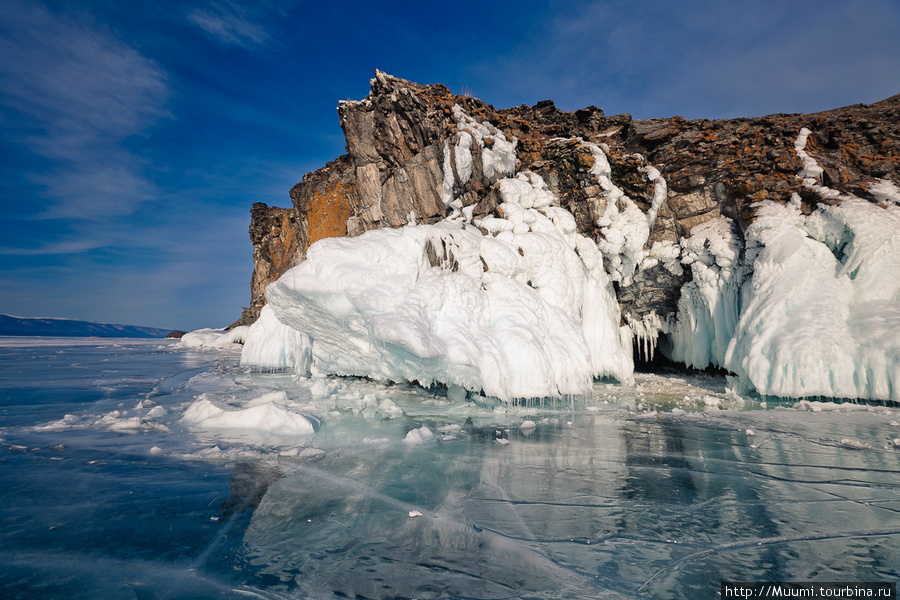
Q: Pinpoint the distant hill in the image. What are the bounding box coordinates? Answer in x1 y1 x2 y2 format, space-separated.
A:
0 314 172 338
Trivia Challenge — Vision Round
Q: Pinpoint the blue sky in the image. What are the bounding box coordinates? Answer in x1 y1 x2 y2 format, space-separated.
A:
1 0 898 330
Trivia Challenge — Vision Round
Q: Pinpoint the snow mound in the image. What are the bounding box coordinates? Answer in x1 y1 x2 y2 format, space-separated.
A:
182 393 318 436
181 326 249 349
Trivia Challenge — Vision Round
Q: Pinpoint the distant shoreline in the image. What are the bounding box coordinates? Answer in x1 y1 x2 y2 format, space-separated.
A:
0 314 173 339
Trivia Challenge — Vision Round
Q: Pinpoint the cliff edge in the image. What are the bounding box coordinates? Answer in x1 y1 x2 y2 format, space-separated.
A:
236 71 899 391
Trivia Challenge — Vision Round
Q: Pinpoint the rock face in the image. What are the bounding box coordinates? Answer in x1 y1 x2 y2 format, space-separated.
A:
239 71 899 351
233 203 304 328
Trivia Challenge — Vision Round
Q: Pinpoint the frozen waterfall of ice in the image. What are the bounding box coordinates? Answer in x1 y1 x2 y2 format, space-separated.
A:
666 217 744 370
664 128 900 401
724 197 900 401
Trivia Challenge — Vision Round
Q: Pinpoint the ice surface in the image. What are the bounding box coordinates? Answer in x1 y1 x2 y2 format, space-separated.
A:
3 339 900 599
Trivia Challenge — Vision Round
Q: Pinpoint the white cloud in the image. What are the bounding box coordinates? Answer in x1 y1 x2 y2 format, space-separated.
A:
0 239 104 256
187 1 272 47
0 0 169 223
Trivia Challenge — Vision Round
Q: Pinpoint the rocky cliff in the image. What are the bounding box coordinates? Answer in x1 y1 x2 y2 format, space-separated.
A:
238 71 898 369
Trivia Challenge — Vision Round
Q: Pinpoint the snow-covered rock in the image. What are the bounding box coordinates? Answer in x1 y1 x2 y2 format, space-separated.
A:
245 166 633 402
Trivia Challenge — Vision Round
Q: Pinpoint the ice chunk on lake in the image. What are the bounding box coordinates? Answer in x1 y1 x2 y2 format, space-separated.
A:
403 426 434 445
182 393 318 437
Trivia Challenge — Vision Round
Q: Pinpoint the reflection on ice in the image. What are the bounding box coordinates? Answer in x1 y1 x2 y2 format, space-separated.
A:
241 403 900 599
245 422 624 600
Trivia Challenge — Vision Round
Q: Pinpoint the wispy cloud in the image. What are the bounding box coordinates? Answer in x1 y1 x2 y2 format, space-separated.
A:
0 0 169 225
187 1 278 48
0 239 104 256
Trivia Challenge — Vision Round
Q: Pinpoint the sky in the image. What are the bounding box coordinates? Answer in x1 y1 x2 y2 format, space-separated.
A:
1 0 898 331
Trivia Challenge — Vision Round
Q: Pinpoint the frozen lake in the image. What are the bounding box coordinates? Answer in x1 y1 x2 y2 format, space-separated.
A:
1 337 898 599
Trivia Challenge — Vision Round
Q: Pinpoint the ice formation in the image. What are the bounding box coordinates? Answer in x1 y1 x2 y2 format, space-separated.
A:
243 107 633 401
451 104 517 182
585 141 652 286
181 326 249 349
239 305 311 373
236 107 899 404
661 128 900 401
643 165 668 228
248 172 632 401
724 197 900 401
666 217 744 369
441 104 517 213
